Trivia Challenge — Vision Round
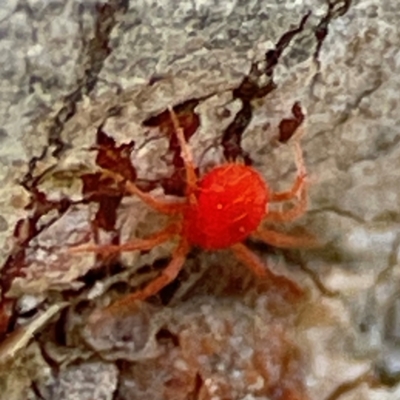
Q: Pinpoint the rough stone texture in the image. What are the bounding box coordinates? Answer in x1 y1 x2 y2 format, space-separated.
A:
1 0 400 399
49 361 119 400
114 296 308 400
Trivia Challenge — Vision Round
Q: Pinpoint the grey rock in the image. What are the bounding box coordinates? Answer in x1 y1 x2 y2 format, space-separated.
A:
1 0 400 399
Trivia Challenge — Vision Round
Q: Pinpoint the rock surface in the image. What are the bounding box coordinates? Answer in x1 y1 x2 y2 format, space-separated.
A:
1 0 400 399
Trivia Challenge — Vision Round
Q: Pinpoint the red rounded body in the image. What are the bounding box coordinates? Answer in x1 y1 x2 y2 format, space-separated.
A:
183 164 269 250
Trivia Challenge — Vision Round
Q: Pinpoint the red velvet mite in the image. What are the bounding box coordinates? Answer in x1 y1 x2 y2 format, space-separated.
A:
72 107 314 313
183 163 269 250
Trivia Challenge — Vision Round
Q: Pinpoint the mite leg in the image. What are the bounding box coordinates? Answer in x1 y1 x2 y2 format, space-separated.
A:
168 107 198 194
101 169 185 215
251 227 318 249
264 178 308 223
69 222 180 255
269 141 306 203
231 242 304 298
100 238 190 316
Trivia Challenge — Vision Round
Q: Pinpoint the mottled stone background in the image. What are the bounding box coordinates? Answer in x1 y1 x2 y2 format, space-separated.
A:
0 0 400 399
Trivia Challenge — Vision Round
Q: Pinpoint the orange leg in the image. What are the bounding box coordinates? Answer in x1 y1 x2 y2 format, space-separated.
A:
264 179 308 223
99 238 190 315
230 242 303 298
269 141 306 202
102 169 185 215
69 222 180 255
251 227 318 249
97 107 199 216
168 107 198 199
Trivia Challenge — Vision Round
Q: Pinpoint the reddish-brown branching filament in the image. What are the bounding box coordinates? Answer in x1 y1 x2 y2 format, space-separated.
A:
72 107 314 315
